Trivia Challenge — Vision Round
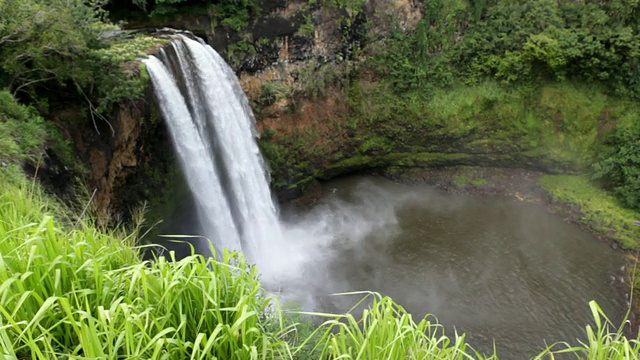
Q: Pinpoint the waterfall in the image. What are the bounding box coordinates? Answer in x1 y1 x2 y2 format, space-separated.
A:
143 36 284 263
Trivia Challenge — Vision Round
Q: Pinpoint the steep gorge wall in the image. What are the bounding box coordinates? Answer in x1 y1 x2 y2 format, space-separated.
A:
66 0 582 218
206 0 575 200
66 0 423 217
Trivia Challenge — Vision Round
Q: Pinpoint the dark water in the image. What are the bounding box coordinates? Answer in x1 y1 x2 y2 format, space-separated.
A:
280 176 627 359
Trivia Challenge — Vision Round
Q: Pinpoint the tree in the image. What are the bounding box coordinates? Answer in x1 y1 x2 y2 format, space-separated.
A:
0 0 111 97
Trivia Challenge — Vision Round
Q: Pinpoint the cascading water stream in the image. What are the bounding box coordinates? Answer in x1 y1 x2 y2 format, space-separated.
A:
143 36 285 267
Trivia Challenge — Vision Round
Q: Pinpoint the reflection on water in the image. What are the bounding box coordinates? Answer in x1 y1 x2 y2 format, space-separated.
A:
279 176 626 358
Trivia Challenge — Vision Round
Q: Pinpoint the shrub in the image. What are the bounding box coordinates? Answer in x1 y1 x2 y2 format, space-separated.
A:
593 123 640 211
0 90 47 164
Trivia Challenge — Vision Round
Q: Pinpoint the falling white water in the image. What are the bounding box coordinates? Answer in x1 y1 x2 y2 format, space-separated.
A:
142 38 427 301
143 36 285 266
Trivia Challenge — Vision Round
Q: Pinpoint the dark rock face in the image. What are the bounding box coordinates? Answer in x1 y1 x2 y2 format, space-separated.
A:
50 86 179 224
261 0 288 13
251 15 304 40
23 148 74 199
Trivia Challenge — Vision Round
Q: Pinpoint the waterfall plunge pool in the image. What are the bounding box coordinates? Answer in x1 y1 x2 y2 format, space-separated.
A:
143 36 628 359
275 175 627 358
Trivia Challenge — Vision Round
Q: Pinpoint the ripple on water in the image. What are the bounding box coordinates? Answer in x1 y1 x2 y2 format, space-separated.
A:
283 175 627 359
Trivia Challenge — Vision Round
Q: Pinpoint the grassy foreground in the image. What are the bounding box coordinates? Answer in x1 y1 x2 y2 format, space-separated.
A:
1 168 639 359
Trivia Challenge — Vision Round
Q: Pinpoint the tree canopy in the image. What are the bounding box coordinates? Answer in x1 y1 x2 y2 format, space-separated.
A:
373 0 640 97
0 0 112 96
0 0 161 123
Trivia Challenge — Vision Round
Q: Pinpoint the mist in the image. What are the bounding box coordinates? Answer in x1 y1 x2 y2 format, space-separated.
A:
256 177 466 311
251 175 626 357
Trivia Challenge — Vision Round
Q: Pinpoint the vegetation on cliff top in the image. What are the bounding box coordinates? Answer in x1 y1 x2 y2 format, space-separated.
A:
373 0 640 96
0 0 162 121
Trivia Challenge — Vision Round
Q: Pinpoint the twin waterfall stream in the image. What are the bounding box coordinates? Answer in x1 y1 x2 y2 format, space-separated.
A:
143 36 284 266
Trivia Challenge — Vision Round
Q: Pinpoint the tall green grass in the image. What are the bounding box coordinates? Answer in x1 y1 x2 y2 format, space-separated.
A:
535 301 640 360
296 291 492 360
0 168 289 359
0 166 639 359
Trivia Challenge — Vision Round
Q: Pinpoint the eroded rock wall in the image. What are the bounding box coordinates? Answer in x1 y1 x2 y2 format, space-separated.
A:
51 87 177 224
100 0 424 206
71 0 581 217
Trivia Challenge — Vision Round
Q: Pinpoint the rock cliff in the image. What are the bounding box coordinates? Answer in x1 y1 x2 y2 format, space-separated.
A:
69 0 576 218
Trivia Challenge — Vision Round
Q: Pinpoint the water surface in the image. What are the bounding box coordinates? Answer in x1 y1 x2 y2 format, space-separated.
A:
280 176 626 358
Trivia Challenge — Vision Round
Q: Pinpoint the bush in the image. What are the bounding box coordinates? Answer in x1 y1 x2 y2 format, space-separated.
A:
593 123 640 211
0 90 47 164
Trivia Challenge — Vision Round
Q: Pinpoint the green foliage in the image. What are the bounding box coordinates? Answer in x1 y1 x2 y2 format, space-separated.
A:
370 24 453 92
0 90 77 174
261 127 276 140
299 292 494 359
455 0 565 84
452 171 490 188
89 36 161 113
593 122 640 211
539 175 640 249
129 0 261 29
324 0 366 21
0 0 164 122
295 60 347 99
216 0 260 31
260 82 291 105
298 13 315 36
461 0 640 95
371 0 640 98
358 136 392 154
225 39 256 68
0 0 111 97
0 90 48 164
0 172 289 359
369 0 471 92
